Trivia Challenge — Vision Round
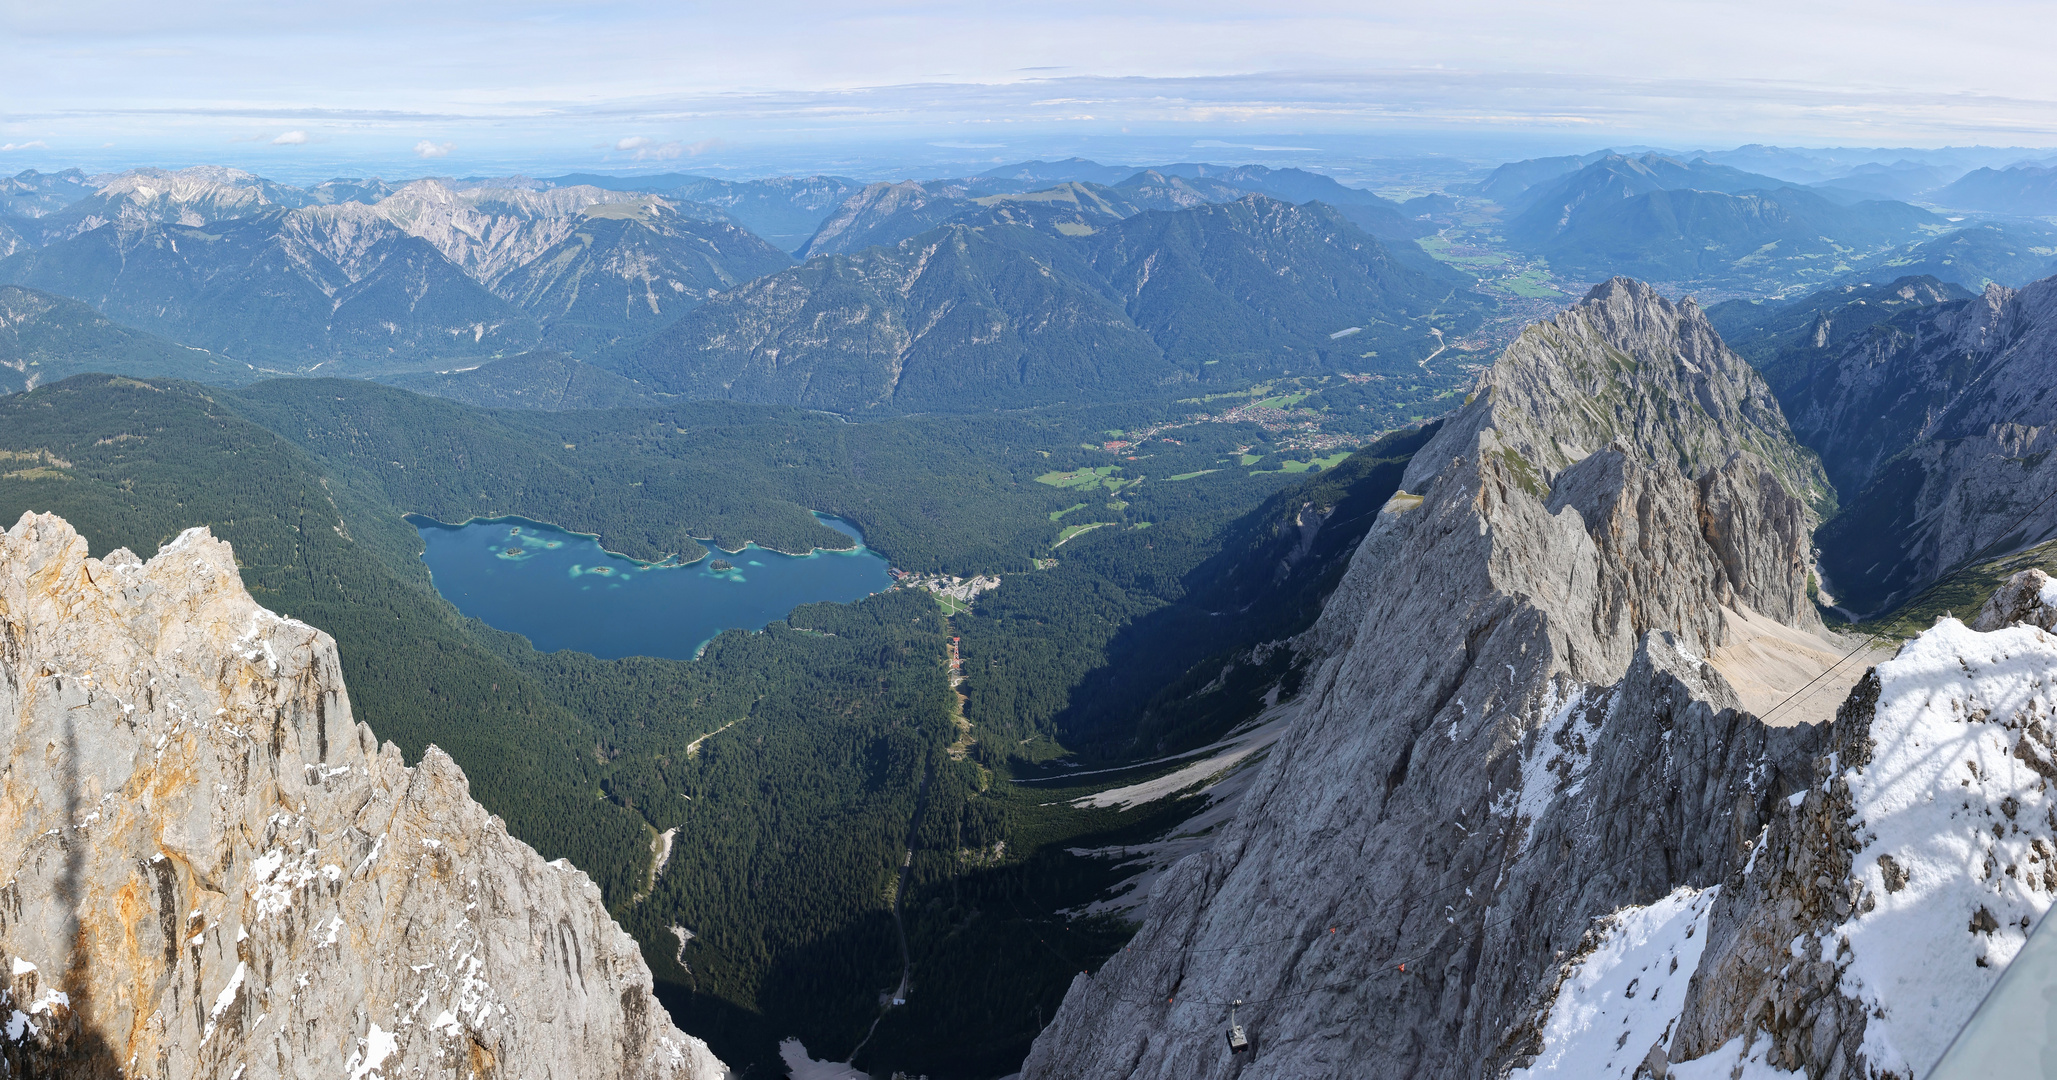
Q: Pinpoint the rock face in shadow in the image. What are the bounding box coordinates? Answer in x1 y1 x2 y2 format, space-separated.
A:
1022 278 1830 1080
0 512 727 1080
1790 276 2057 614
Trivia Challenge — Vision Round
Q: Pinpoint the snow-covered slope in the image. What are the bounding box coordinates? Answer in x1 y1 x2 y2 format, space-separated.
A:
1517 570 2057 1078
1510 886 1721 1078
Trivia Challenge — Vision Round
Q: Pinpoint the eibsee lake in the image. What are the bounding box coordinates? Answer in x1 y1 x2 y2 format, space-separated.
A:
408 513 894 660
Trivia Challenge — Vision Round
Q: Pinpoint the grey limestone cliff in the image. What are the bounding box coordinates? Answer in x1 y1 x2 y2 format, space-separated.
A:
1023 278 1851 1079
0 512 727 1080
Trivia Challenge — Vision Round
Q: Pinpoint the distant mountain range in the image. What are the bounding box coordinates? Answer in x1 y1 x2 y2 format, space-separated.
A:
0 170 792 372
972 157 1140 187
794 166 1429 263
610 195 1482 413
1934 164 2057 215
0 203 539 371
1500 152 1794 222
1480 153 1943 284
0 160 1438 381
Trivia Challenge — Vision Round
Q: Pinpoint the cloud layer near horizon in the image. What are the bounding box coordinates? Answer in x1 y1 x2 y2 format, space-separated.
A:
5 1 2055 171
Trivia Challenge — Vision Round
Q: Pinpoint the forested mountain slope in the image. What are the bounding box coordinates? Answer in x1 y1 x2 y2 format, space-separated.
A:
974 158 1141 187
1502 152 1790 232
385 350 672 409
1143 163 1428 241
618 196 1485 413
1851 221 2057 291
614 219 1181 411
0 370 1420 1076
1089 199 1477 376
0 283 257 392
1525 184 1940 281
1936 163 2057 214
0 208 540 371
797 180 977 258
1494 152 1941 287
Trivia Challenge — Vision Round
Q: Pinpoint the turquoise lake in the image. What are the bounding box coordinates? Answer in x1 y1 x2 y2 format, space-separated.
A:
408 514 894 660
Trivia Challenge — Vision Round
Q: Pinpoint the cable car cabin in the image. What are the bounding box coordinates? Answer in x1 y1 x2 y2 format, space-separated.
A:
1226 1000 1251 1054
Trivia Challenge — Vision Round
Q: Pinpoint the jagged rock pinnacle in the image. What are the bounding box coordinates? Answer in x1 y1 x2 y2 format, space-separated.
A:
0 512 727 1080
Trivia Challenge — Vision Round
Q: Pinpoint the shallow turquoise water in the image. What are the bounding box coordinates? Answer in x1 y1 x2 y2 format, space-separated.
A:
408 514 893 660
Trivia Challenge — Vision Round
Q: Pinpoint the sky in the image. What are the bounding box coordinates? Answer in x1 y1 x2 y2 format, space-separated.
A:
5 1 2057 180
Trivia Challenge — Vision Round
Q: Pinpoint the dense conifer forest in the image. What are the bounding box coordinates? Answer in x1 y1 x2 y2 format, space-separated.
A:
0 373 1434 1075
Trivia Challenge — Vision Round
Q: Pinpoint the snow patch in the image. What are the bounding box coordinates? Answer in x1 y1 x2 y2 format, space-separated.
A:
1829 617 2057 1076
346 1022 399 1080
200 961 245 1044
779 1038 867 1079
1667 1035 1800 1078
1510 886 1718 1078
247 846 322 921
1502 683 1593 852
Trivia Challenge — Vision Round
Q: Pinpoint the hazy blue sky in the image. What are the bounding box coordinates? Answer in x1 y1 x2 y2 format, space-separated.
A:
5 1 2055 177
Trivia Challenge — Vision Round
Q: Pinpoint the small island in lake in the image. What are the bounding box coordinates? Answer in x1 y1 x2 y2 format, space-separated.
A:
710 559 734 572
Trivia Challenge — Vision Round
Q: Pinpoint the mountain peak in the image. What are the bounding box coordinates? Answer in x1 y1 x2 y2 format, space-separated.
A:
1407 275 1831 517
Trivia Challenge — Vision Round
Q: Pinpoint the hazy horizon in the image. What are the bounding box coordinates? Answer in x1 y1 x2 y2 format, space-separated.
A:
8 1 2057 184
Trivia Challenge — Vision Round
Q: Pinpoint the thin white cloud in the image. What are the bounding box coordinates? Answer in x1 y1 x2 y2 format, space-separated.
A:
414 139 454 158
613 136 721 161
272 130 308 144
0 141 50 151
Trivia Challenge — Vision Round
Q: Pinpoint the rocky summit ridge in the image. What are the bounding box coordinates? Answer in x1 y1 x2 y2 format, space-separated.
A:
0 512 727 1080
1023 277 1862 1079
